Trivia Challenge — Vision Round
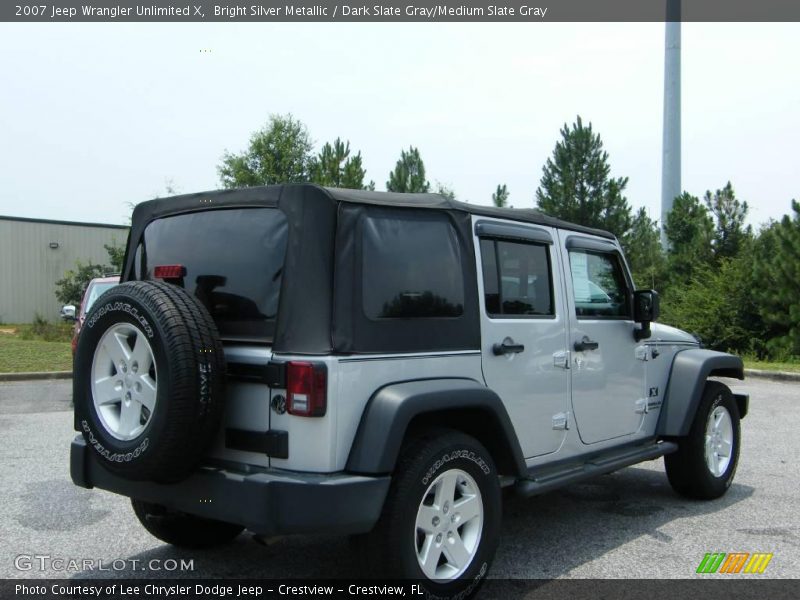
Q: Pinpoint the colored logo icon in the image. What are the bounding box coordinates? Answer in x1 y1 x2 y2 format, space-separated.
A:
697 552 773 574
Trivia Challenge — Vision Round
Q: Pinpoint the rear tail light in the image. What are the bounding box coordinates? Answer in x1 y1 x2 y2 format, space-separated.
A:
286 361 327 417
153 264 186 279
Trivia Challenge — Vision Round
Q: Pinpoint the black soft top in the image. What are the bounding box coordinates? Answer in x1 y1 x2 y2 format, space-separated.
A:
126 184 615 354
129 184 615 241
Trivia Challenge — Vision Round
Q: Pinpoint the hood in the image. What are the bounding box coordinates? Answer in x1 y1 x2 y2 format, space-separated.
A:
650 322 700 345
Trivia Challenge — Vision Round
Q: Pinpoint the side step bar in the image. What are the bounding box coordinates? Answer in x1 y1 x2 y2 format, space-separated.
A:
515 441 678 497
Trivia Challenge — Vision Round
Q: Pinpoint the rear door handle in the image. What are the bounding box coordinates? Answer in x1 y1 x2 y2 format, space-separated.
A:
493 337 525 356
574 336 599 352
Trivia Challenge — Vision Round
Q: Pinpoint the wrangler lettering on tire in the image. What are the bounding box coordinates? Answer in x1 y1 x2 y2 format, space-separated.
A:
356 430 501 599
73 281 226 483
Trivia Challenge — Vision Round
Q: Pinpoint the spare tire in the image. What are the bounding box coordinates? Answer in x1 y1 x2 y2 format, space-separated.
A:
73 280 226 483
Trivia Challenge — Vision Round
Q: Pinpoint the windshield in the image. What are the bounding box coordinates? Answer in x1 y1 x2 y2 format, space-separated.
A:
83 282 117 315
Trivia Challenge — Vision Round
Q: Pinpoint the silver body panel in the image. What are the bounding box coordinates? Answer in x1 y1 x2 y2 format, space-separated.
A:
212 215 699 475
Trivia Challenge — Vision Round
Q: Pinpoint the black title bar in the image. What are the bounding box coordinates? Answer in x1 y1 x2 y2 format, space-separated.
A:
4 0 800 22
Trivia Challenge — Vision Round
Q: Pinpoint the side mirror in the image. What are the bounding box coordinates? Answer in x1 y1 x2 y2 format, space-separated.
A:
633 290 659 341
60 305 77 321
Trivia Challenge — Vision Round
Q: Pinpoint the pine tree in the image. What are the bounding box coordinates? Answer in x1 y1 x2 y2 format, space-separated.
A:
664 192 715 284
624 208 665 289
342 154 375 190
492 184 509 208
704 182 752 260
309 138 349 187
309 138 372 190
752 201 800 357
535 116 632 240
386 147 430 193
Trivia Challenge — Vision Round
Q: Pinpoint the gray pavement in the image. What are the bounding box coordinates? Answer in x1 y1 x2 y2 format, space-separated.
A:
0 378 798 580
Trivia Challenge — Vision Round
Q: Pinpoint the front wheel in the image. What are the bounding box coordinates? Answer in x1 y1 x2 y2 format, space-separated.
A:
358 430 501 598
665 381 741 499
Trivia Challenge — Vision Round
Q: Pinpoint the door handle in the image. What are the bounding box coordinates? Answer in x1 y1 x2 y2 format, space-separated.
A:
493 337 525 356
574 336 599 352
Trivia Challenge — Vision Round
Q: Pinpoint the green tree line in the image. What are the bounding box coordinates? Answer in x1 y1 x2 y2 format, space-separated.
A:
220 113 799 360
218 114 494 202
535 116 799 361
54 113 799 362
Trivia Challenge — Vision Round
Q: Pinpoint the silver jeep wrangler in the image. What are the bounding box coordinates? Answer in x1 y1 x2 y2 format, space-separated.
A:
71 184 747 594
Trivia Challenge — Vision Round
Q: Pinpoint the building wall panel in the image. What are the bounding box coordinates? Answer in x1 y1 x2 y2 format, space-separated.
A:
0 217 128 323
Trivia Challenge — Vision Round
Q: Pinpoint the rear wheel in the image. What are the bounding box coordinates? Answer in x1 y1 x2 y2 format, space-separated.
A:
132 500 244 548
359 430 501 598
665 381 741 499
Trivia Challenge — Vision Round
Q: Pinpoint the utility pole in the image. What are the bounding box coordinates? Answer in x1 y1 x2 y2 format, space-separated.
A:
661 0 681 248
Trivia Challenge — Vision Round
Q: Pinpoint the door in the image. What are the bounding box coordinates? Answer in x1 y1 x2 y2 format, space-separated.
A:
560 235 646 444
476 220 571 458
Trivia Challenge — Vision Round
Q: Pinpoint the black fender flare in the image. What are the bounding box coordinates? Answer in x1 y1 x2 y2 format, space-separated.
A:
345 378 527 477
658 349 746 437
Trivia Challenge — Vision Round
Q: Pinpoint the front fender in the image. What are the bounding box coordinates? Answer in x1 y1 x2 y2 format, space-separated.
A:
658 349 745 437
345 378 527 476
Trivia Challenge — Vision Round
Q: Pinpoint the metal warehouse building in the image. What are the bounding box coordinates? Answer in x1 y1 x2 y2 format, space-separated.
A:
0 216 129 323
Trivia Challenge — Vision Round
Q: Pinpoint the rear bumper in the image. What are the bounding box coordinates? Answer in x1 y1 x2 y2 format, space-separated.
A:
70 436 390 536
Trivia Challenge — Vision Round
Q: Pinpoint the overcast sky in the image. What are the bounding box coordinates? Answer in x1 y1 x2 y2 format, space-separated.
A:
0 22 797 228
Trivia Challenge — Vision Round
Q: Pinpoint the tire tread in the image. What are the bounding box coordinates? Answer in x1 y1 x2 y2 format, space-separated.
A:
665 380 741 500
74 280 226 483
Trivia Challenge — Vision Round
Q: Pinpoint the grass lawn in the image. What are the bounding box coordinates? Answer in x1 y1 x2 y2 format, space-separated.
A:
743 359 800 373
0 334 72 373
1 322 798 375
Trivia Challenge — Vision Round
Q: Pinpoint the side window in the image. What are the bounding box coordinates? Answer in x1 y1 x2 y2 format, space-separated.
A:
479 238 554 317
568 250 630 318
362 213 465 319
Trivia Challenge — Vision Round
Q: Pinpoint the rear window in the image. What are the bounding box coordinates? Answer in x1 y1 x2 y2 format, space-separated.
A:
134 208 288 341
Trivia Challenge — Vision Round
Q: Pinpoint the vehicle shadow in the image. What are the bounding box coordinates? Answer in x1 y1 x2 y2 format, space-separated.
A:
71 462 754 580
494 464 754 578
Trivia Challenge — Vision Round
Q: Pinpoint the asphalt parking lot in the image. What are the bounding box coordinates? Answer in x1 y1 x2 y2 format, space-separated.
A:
0 377 797 581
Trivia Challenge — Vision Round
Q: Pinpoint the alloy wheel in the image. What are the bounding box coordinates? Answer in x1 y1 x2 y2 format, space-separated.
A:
91 323 158 441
